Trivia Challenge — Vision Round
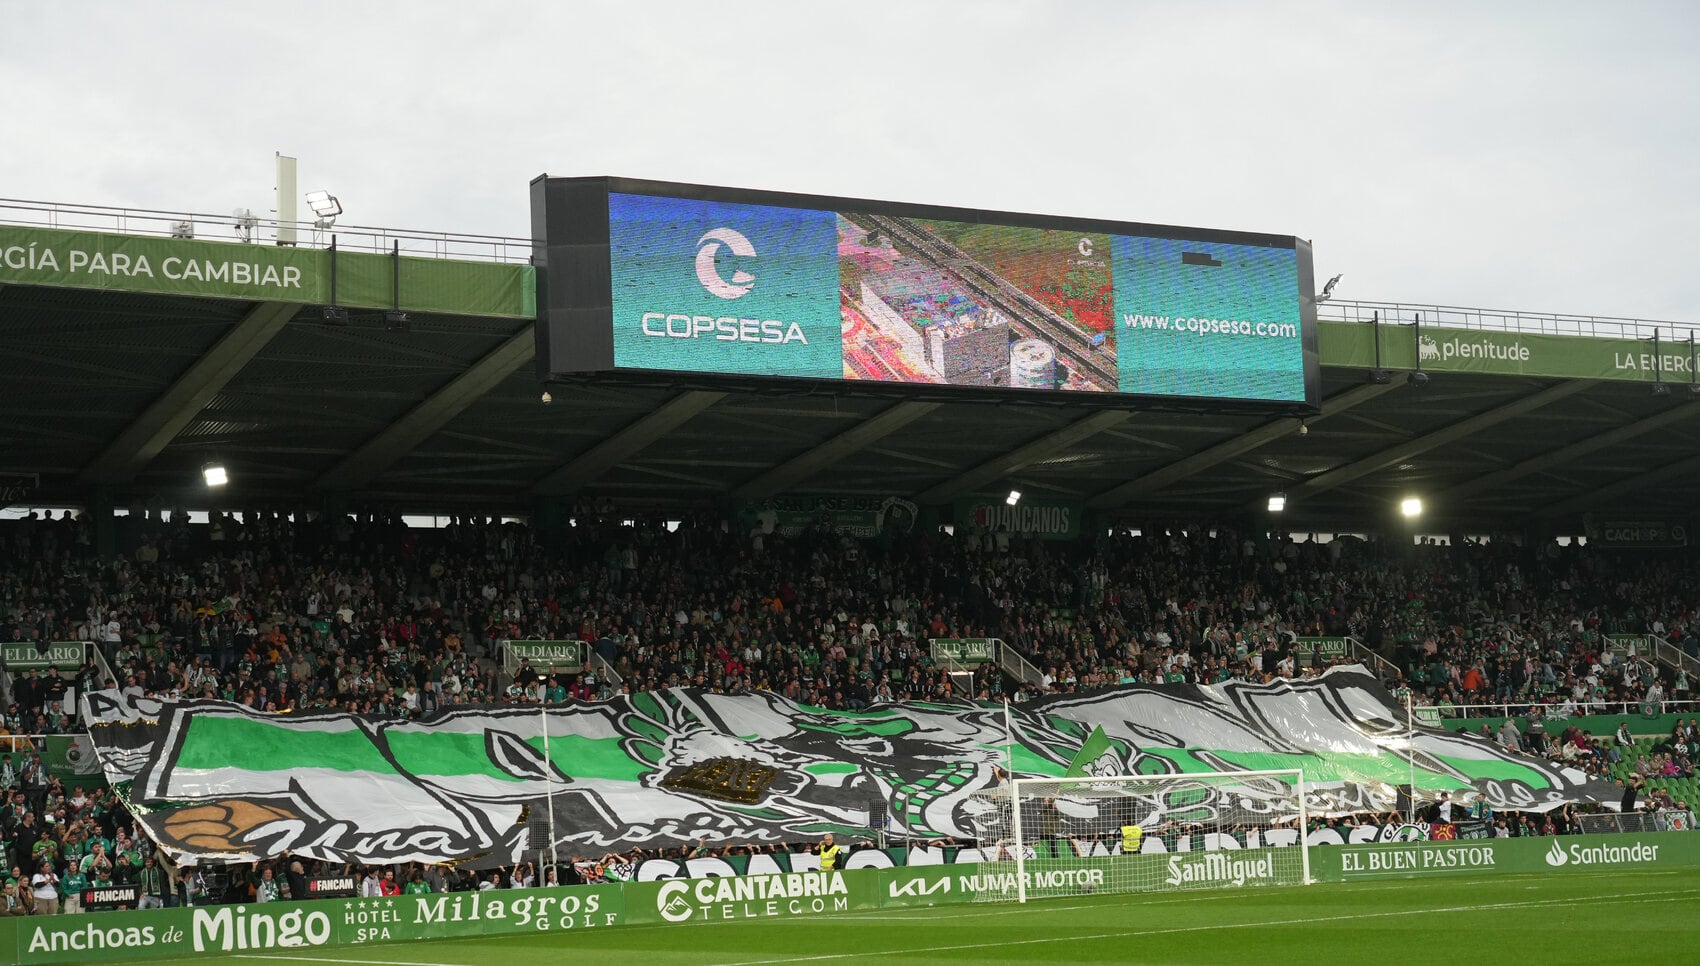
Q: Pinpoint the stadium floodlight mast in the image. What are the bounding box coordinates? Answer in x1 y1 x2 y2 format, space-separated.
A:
1005 490 1022 506
1314 273 1342 303
202 462 228 487
1400 496 1423 518
305 190 342 228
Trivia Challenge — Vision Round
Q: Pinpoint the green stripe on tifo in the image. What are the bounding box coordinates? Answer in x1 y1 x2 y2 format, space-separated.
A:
803 762 860 776
174 716 649 783
1147 749 1468 791
174 716 390 774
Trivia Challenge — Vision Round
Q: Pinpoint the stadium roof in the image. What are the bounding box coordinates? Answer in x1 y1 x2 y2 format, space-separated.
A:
4 202 1699 535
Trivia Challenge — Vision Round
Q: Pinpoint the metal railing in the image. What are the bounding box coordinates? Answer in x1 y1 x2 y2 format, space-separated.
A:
1341 636 1398 680
0 198 533 264
1417 698 1700 721
994 639 1046 688
588 650 623 697
1647 634 1700 679
1577 811 1692 834
1317 299 1699 343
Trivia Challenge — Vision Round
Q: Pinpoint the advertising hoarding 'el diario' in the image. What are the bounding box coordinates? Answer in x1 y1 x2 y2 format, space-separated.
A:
531 177 1320 410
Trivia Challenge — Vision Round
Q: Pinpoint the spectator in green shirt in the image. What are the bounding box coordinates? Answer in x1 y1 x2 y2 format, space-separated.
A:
59 865 88 914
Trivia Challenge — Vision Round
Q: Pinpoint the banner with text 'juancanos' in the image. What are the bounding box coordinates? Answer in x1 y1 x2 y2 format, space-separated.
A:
0 226 535 318
953 498 1083 540
82 667 1617 868
1316 320 1700 384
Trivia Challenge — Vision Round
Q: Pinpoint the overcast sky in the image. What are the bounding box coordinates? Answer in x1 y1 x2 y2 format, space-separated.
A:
3 1 1696 323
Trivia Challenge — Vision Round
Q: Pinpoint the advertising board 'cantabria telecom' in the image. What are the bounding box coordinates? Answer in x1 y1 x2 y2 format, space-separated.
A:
532 177 1320 409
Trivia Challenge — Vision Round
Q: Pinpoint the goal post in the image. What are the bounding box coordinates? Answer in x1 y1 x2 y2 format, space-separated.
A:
971 768 1310 903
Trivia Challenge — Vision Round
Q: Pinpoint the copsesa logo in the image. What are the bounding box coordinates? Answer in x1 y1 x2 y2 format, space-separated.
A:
695 228 756 299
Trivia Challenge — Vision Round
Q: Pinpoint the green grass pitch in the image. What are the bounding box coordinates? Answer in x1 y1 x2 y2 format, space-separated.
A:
132 869 1700 966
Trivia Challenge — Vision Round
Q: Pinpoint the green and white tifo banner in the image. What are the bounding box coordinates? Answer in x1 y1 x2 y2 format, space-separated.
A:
82 667 1617 867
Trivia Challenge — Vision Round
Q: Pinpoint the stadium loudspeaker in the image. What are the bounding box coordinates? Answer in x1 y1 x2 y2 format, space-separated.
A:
526 811 552 847
1394 783 1414 816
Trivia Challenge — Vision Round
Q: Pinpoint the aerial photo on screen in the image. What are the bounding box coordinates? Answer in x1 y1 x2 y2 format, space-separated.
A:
837 212 1117 392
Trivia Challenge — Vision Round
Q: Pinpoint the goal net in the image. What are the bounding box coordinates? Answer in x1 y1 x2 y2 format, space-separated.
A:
966 768 1310 902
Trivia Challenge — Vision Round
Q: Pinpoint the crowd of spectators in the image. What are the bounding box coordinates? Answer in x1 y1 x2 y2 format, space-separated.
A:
1 506 1698 914
3 508 1694 723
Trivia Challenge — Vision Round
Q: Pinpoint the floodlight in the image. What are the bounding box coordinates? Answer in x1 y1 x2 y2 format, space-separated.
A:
304 190 342 218
1006 490 1022 506
203 463 228 487
1400 497 1423 518
1267 493 1287 513
1315 273 1342 303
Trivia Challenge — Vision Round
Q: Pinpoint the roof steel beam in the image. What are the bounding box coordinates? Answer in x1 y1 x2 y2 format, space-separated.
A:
531 390 726 495
1087 381 1400 508
913 409 1132 506
1536 449 1700 519
314 325 536 491
1441 399 1700 503
79 301 297 484
1292 380 1596 499
733 400 941 499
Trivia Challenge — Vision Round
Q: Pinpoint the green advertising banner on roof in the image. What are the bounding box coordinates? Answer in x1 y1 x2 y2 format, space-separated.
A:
1316 320 1700 385
0 226 535 318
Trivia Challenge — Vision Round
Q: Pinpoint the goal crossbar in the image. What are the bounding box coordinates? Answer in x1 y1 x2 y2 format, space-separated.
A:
1005 768 1310 903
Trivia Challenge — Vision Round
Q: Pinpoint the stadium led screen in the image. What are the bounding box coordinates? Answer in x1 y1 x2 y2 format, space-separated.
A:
532 177 1320 408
